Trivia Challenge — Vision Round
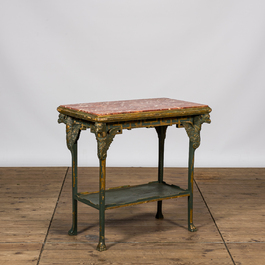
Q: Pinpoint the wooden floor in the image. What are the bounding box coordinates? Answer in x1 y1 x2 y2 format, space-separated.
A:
0 167 264 265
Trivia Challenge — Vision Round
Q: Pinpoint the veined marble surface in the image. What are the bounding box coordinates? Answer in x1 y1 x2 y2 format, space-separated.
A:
60 98 208 116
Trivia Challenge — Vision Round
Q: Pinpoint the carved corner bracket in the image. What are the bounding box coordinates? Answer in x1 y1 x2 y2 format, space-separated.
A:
91 123 121 160
181 114 211 149
58 114 82 152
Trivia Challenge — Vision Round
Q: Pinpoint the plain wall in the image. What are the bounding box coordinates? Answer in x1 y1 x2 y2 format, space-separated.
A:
1 0 264 167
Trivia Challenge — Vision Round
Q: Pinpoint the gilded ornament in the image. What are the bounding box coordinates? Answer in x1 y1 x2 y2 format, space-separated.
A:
58 114 81 152
181 114 211 149
91 122 120 160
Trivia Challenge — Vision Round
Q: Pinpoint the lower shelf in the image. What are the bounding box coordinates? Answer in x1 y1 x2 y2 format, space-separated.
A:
76 181 190 210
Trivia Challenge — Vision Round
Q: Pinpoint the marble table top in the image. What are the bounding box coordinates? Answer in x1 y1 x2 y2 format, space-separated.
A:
57 98 211 122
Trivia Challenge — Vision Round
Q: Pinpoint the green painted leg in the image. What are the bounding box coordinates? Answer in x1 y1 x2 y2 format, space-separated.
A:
188 140 197 232
188 196 197 232
155 126 167 219
155 201 164 219
68 142 78 236
96 159 107 251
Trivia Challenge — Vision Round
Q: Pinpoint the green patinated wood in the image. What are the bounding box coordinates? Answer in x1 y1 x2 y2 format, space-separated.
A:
187 140 197 232
59 114 194 132
76 182 189 210
155 126 168 219
58 114 79 236
107 116 191 131
97 158 106 251
91 122 120 161
68 141 78 236
181 114 211 149
57 103 211 252
58 114 81 152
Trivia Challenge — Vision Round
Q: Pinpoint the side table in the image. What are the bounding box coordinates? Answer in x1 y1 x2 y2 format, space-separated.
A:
57 98 211 251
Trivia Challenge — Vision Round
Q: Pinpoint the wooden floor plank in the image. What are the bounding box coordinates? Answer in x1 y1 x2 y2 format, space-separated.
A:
195 168 265 185
0 243 42 265
39 243 233 265
0 167 67 264
195 169 265 244
1 167 264 264
227 243 265 265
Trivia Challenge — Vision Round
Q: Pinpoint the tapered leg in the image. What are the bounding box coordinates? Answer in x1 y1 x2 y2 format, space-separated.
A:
155 126 167 219
97 159 107 251
188 140 197 232
68 142 78 235
156 201 163 219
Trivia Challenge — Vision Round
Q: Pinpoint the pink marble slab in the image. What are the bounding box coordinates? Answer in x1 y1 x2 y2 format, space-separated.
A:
59 98 208 116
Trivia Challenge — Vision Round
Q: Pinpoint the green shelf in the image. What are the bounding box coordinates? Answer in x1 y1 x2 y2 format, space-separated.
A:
76 181 190 210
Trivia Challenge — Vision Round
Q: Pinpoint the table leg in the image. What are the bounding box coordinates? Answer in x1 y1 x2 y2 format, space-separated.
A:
91 123 120 251
188 140 197 232
68 142 78 235
97 159 107 251
155 126 167 219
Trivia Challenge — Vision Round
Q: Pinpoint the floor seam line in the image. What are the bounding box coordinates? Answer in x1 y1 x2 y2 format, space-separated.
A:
194 178 236 265
36 167 69 265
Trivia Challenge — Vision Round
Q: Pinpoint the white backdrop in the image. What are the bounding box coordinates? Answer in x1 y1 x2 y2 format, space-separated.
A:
1 1 265 167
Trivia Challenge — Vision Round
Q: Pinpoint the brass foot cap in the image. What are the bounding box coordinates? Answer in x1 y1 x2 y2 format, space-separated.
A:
96 242 107 252
68 228 77 236
188 225 197 232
